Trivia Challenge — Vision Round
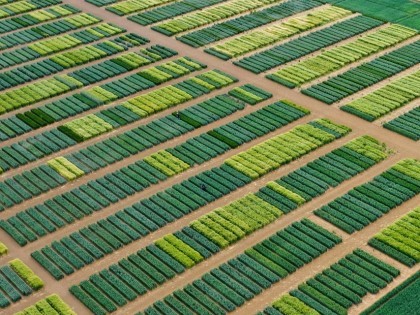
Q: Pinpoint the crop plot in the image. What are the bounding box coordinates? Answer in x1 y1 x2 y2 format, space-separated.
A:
0 258 43 308
75 218 343 314
315 159 420 234
0 0 418 313
319 0 420 30
302 41 420 104
383 107 420 141
259 249 400 315
369 206 420 267
361 271 420 315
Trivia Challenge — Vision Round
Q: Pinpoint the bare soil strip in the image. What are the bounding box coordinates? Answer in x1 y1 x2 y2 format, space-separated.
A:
2 0 419 314
228 196 420 315
336 65 420 107
229 12 360 61
375 99 419 125
264 22 391 76
299 35 420 90
202 4 330 48
0 113 315 242
0 65 236 179
0 94 305 217
0 48 183 121
0 8 80 40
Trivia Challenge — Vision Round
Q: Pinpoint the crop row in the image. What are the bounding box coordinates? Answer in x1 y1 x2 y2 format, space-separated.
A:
369 206 419 267
152 0 280 36
0 53 197 176
31 161 254 279
144 150 190 176
177 0 321 48
190 193 283 249
225 118 350 179
0 259 43 308
14 294 75 315
0 43 174 143
361 271 419 315
206 6 351 60
0 0 61 20
47 157 85 181
0 67 232 211
0 23 128 114
268 24 417 87
0 12 102 51
134 219 341 315
383 106 420 141
341 70 420 121
261 249 399 315
227 84 273 105
255 135 391 212
129 0 225 26
236 15 384 74
0 33 149 91
59 114 114 142
302 40 420 104
106 0 176 15
0 242 6 256
0 19 141 72
0 68 234 210
31 161 250 280
28 101 311 275
315 159 420 234
121 69 237 116
86 0 120 7
33 133 385 282
0 4 79 35
0 87 275 244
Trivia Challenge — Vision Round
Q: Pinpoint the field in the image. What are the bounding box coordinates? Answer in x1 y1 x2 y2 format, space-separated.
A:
0 0 418 314
361 271 420 315
319 0 420 30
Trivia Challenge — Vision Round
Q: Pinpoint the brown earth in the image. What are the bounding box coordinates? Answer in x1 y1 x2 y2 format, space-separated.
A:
1 1 419 314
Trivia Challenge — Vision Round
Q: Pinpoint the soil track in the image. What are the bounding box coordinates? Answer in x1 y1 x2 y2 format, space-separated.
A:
1 1 419 314
229 196 420 315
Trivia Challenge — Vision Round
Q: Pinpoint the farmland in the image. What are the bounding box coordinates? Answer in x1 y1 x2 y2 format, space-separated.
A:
0 0 418 314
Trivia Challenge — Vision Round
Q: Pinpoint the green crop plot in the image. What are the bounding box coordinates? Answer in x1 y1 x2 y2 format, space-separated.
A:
319 0 420 30
2 0 419 313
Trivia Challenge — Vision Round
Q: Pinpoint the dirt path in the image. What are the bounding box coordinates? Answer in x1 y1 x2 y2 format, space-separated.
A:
263 22 390 76
0 8 80 44
0 46 183 122
0 94 308 218
0 65 234 181
299 35 420 90
1 0 419 314
348 249 420 315
336 65 420 107
228 196 420 315
3 139 416 315
202 4 331 48
229 12 360 61
375 100 419 126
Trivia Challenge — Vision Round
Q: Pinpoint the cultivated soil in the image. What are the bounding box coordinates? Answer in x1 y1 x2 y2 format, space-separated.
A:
0 1 419 314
